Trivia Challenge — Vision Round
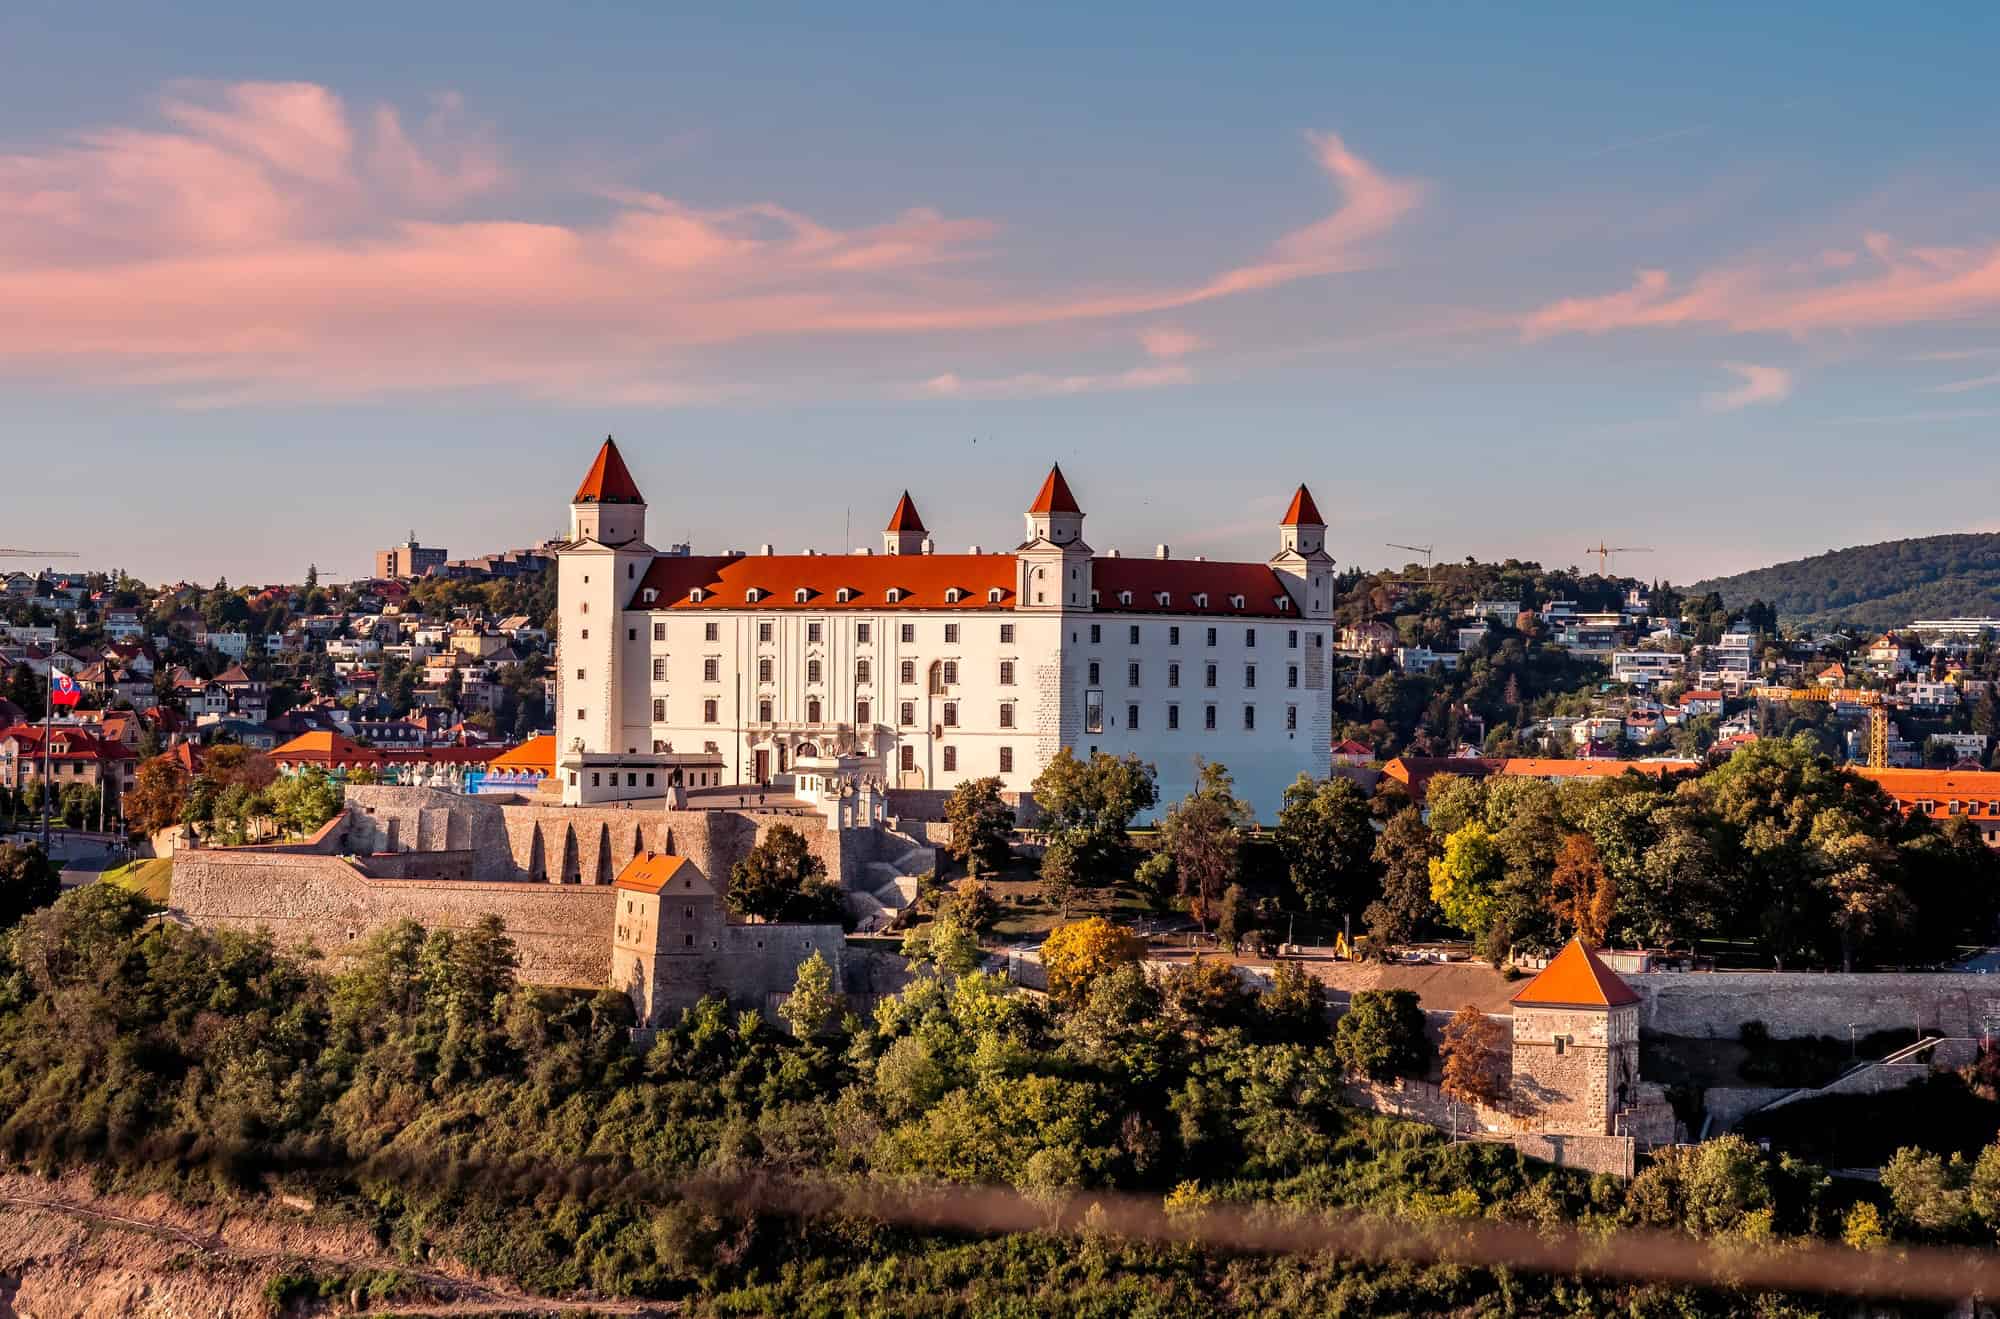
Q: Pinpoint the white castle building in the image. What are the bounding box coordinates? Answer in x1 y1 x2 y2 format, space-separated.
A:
555 437 1336 817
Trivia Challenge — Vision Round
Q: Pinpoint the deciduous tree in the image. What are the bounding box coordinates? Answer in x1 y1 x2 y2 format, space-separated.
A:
1428 822 1504 939
1160 762 1251 932
1333 988 1430 1082
1439 1004 1509 1110
727 824 844 924
1040 916 1145 1009
1273 774 1379 923
1548 832 1615 945
943 776 1015 877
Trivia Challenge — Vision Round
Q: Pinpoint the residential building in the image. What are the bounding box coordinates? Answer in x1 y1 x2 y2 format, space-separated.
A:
1609 650 1685 688
376 535 448 580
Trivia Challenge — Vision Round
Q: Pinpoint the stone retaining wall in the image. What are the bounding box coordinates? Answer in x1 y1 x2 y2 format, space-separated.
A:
1627 971 1993 1040
173 849 614 986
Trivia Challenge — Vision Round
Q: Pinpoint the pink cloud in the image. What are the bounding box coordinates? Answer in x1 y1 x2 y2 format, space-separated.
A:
1139 327 1204 359
1522 233 2000 340
1703 362 1793 411
918 364 1194 400
0 86 1422 404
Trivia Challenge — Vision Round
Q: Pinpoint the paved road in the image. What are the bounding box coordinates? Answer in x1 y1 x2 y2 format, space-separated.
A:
2 829 128 887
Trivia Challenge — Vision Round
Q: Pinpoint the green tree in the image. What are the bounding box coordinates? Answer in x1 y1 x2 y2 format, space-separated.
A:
727 824 844 924
0 842 61 930
6 664 44 721
1364 807 1437 949
267 767 344 838
943 776 1014 877
1160 762 1251 932
1030 748 1158 886
779 950 842 1038
1273 774 1379 923
1881 1146 1971 1236
1428 822 1504 939
1333 988 1430 1082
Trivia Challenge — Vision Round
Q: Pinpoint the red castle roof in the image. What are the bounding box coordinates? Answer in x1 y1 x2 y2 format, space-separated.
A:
1280 484 1324 526
573 436 644 505
885 491 927 533
1511 938 1640 1009
1028 464 1082 515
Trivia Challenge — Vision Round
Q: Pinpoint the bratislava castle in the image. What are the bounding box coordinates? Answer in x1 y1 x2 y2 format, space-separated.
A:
555 437 1335 816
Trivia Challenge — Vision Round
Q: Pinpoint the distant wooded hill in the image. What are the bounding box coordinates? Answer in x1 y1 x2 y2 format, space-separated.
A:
1691 533 2000 630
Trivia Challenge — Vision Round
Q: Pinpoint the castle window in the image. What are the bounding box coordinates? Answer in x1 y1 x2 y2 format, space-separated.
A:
1167 704 1179 730
807 660 822 684
653 658 666 681
1204 704 1216 730
628 628 637 641
1193 595 1209 611
988 588 1005 603
1088 661 1101 685
758 659 773 683
758 699 772 722
1286 705 1298 731
703 621 717 640
1127 703 1139 729
856 699 871 725
945 623 960 644
1000 623 1014 643
1090 624 1101 644
580 602 588 614
1554 1036 1567 1056
796 589 811 604
576 668 586 681
1118 592 1132 607
808 622 823 643
857 623 870 643
1169 625 1180 645
999 660 1014 686
943 746 957 772
999 746 1013 773
856 659 872 683
1243 705 1255 730
945 588 963 603
886 588 904 603
1244 666 1256 688
686 935 694 947
901 745 915 772
758 622 773 642
1204 664 1217 688
900 701 915 726
941 660 958 685
1244 627 1255 645
703 699 718 723
1128 662 1140 686
704 658 720 682
1287 665 1299 689
652 698 665 721
644 590 658 604
690 589 706 604
900 623 916 643
808 698 822 722
999 703 1014 728
1288 630 1299 649
942 701 958 727
1168 663 1180 688
837 588 855 603
900 659 915 684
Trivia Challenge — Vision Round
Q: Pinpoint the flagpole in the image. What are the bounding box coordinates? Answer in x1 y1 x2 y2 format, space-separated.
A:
41 663 52 855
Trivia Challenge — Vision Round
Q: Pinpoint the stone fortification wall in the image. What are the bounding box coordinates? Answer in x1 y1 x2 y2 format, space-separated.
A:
1510 1132 1636 1179
887 787 1040 827
173 849 614 986
341 785 863 893
1628 971 1994 1040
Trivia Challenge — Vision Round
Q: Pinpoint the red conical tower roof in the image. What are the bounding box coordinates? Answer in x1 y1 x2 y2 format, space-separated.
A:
1281 483 1324 526
573 436 644 505
1028 463 1082 515
1510 937 1639 1009
885 491 927 533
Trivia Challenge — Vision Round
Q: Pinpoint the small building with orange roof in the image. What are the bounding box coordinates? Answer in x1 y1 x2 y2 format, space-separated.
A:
1508 938 1643 1138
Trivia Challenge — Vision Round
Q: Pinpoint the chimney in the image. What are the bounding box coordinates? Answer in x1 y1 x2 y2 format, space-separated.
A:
1195 554 1207 562
1156 544 1170 559
853 547 874 556
1106 548 1121 558
758 543 774 556
969 545 983 555
920 537 935 555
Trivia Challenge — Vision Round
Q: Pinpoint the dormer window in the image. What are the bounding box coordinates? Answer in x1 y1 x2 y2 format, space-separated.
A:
1229 594 1245 609
987 587 1005 603
1155 592 1171 607
794 588 812 604
1276 597 1292 611
688 588 706 603
944 588 964 603
1117 590 1133 606
836 587 856 603
744 587 766 603
641 589 658 604
886 587 905 603
1090 590 1101 606
1192 592 1209 609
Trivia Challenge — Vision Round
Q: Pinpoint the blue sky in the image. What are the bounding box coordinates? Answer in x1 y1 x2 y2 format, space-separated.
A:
4 2 1998 585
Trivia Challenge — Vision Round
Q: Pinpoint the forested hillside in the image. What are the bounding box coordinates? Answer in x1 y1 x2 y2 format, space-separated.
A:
1691 533 2000 629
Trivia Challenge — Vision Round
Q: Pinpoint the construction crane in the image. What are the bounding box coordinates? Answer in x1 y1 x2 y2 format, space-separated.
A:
1585 541 1652 576
1748 684 1893 769
1385 542 1436 583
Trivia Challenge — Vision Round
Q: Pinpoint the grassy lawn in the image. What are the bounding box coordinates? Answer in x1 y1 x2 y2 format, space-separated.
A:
101 857 172 904
940 852 1172 944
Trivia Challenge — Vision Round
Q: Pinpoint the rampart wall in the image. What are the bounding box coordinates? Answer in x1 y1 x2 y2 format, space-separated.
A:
172 849 614 986
1627 971 1995 1040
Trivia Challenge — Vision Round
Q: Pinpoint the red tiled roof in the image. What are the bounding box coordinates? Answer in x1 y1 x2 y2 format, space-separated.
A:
1381 756 1502 801
0 725 134 762
1498 758 1698 780
1511 938 1640 1008
490 733 556 773
632 554 1015 611
1331 738 1374 755
1280 484 1324 526
615 852 702 894
573 436 644 505
272 731 378 764
1855 767 2000 820
885 491 926 533
1089 558 1299 618
1028 463 1081 515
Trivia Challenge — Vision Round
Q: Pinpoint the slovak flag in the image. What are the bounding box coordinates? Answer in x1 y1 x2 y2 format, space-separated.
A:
49 670 81 706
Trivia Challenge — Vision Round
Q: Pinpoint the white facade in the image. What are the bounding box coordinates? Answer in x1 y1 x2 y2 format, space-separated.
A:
554 441 1336 817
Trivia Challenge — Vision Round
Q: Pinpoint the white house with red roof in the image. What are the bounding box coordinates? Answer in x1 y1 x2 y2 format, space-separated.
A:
555 438 1336 815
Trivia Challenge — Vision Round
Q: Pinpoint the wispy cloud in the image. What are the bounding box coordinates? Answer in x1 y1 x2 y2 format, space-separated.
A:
0 85 1423 405
917 364 1193 400
1927 370 2000 394
1522 234 2000 339
1578 122 1711 161
1704 362 1793 411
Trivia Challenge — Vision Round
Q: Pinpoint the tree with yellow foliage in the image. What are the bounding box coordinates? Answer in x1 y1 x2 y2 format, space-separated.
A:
1040 917 1145 1009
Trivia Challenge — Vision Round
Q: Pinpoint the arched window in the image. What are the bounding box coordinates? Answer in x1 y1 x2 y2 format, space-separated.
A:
807 659 823 684
855 659 871 683
807 698 823 723
758 658 772 683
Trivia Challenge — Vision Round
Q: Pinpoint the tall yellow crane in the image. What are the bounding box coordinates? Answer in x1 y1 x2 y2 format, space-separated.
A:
1749 684 1892 769
1585 541 1652 575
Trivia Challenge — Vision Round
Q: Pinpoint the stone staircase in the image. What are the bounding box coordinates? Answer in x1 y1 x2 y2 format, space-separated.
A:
847 824 936 932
